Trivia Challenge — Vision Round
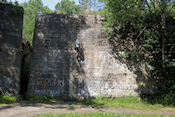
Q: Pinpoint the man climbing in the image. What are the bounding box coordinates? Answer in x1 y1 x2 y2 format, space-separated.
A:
75 39 80 53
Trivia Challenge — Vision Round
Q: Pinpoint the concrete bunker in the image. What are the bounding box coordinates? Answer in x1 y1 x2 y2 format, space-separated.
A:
28 14 138 99
0 3 23 94
0 3 139 98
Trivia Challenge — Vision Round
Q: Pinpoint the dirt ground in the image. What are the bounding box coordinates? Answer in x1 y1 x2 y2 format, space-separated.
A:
0 102 175 117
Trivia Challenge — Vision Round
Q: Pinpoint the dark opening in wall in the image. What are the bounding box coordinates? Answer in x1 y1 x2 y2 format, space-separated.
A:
20 39 32 96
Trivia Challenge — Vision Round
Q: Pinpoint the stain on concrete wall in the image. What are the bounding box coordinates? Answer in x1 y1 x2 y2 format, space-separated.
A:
0 3 23 94
28 14 138 99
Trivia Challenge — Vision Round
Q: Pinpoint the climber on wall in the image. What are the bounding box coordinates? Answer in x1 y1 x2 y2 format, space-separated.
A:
75 39 82 61
75 39 80 53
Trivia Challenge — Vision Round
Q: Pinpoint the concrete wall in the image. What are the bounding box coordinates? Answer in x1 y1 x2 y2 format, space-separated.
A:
28 14 138 99
0 3 23 94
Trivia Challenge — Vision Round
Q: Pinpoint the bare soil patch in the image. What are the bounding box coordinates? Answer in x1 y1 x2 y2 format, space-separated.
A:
0 102 175 117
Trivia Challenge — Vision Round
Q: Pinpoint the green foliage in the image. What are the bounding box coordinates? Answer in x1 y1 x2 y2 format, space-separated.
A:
79 0 105 12
55 0 80 14
37 112 174 117
20 0 51 45
104 0 175 105
79 0 89 10
0 93 21 104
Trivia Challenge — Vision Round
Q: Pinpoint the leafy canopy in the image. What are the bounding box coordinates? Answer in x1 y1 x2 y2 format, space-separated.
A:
55 0 80 14
20 0 51 45
104 0 175 104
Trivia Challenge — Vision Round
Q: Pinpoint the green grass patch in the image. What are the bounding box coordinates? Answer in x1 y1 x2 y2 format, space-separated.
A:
0 94 21 104
36 113 175 117
0 95 174 111
79 96 175 111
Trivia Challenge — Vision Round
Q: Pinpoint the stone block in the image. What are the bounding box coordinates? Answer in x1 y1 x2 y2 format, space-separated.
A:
0 3 23 94
28 14 138 99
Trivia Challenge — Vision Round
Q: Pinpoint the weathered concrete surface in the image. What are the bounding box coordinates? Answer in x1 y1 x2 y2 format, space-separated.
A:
0 3 23 94
28 14 138 99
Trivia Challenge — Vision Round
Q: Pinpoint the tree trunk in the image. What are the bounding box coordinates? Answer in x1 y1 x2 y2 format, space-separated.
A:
150 0 158 8
161 13 166 68
155 0 157 8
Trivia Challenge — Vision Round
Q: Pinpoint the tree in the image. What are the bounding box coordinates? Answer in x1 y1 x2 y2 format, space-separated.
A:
79 0 105 11
55 0 80 14
79 0 89 10
20 0 51 45
104 0 175 104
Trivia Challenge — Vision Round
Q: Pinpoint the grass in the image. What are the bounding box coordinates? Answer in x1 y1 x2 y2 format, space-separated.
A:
0 94 21 104
0 95 175 111
36 113 175 117
0 95 62 104
79 96 175 111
